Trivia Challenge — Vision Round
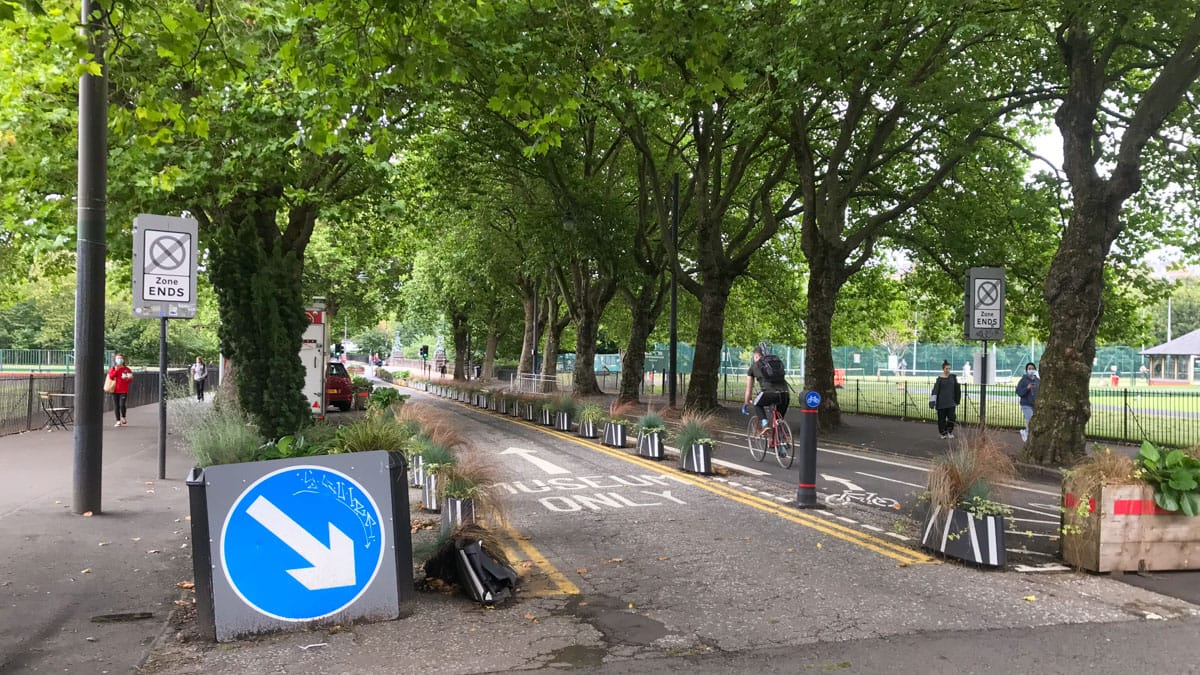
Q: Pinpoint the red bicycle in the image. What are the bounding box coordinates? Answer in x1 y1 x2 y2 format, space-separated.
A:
746 404 794 469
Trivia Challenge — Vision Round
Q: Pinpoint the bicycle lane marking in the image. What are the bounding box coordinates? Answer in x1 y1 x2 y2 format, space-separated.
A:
489 412 935 566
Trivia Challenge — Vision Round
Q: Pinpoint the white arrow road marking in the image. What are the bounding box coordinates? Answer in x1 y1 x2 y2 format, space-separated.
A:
820 474 864 492
500 447 570 475
246 496 357 591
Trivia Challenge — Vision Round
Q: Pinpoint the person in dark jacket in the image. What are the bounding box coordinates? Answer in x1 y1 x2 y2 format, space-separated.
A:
930 360 961 439
1016 362 1040 442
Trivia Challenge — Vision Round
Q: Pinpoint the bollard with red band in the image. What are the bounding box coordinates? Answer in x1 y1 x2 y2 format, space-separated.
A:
796 390 823 509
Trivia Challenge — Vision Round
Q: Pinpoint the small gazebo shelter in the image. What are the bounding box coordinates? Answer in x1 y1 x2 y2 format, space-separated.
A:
1140 328 1200 385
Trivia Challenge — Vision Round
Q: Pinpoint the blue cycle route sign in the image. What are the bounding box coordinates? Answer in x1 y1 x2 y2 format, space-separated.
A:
805 391 822 409
220 465 385 622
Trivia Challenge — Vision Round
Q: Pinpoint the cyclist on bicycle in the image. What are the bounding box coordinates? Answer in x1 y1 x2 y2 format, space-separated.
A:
742 343 790 426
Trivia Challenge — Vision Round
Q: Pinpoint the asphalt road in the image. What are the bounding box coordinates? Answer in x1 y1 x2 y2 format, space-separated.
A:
135 393 1200 674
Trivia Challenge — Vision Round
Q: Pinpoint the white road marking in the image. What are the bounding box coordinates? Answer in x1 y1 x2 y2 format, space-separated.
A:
861 524 884 533
500 447 571 475
821 474 866 492
835 516 858 524
854 471 924 489
885 532 911 541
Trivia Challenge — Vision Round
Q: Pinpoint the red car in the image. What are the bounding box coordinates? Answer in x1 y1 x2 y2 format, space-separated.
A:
326 361 354 411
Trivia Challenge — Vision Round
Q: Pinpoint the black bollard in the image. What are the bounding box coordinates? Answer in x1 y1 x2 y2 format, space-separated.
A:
795 390 823 509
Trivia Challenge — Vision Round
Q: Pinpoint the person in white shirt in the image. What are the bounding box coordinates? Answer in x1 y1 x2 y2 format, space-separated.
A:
190 357 209 401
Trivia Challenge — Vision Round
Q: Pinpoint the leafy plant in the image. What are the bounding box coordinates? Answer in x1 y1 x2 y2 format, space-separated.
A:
419 440 457 475
368 387 406 411
375 368 394 383
577 403 605 424
398 370 411 380
183 405 265 467
1136 441 1200 516
637 411 666 434
333 416 411 454
673 410 716 451
350 375 374 396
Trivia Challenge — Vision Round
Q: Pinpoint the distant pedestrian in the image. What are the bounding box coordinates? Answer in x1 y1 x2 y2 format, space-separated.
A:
190 356 209 401
107 353 134 427
897 357 907 377
1016 362 1039 442
930 360 961 439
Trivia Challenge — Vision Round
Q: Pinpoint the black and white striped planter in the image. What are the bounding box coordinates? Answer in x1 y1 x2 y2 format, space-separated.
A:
680 443 713 474
409 455 426 488
497 398 509 414
441 497 476 534
578 420 598 439
421 473 441 513
603 422 627 447
921 506 1006 568
523 404 537 422
555 412 572 432
636 430 665 460
539 409 554 426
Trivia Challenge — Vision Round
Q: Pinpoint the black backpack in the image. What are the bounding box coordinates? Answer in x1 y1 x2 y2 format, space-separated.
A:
758 354 787 384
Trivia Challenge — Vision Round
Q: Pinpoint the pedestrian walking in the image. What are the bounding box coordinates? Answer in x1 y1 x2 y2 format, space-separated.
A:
1016 361 1039 442
106 353 134 427
930 360 961 439
190 356 209 401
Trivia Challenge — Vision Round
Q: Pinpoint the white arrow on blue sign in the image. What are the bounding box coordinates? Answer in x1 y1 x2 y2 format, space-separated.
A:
220 466 385 622
805 391 822 408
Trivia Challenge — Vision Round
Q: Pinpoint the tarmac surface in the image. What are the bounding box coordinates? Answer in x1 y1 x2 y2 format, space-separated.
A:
1 386 1197 674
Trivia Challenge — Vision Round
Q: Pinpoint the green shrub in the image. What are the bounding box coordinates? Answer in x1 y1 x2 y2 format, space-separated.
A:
184 405 265 467
375 368 394 382
577 403 605 424
368 387 405 410
334 416 412 454
637 411 665 434
351 376 374 396
398 370 411 380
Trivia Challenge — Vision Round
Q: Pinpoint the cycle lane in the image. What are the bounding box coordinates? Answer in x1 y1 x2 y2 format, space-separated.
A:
446 401 1200 657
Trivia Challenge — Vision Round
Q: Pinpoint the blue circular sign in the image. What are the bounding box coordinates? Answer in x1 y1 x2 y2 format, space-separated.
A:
805 391 822 408
220 465 385 622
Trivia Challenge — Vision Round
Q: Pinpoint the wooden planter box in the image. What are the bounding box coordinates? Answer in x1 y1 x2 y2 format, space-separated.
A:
603 422 627 448
555 412 572 432
578 420 598 439
441 497 476 535
1062 483 1200 572
921 506 1006 568
636 431 665 460
680 443 713 474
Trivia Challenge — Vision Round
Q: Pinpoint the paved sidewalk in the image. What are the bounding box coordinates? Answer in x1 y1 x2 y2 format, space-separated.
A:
0 402 194 674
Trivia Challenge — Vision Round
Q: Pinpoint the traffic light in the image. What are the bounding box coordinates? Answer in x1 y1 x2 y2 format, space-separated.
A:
420 345 429 359
333 342 345 358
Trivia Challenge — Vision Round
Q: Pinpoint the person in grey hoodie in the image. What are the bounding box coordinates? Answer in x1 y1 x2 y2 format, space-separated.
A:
1016 362 1039 442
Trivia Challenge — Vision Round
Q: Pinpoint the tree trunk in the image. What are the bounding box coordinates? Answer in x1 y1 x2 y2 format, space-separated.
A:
573 312 602 396
618 277 667 402
541 296 568 391
517 281 536 376
482 326 500 381
684 283 733 411
1023 203 1112 465
803 252 848 430
451 310 468 381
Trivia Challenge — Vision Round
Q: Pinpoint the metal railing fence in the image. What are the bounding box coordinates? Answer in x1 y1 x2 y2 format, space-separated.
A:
0 368 215 436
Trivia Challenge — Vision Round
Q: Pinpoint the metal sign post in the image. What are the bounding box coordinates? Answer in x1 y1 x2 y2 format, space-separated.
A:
965 268 1005 428
133 214 199 478
795 391 824 509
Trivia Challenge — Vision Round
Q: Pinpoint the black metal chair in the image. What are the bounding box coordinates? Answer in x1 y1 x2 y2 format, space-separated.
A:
39 391 74 430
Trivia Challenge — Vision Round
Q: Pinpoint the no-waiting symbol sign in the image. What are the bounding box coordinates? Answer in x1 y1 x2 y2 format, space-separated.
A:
132 214 198 319
965 268 1005 341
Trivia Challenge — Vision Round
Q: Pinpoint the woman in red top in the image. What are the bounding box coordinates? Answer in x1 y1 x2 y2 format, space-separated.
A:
107 353 134 427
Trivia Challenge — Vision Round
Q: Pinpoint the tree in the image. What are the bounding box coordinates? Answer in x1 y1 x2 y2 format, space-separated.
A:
1027 3 1200 465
